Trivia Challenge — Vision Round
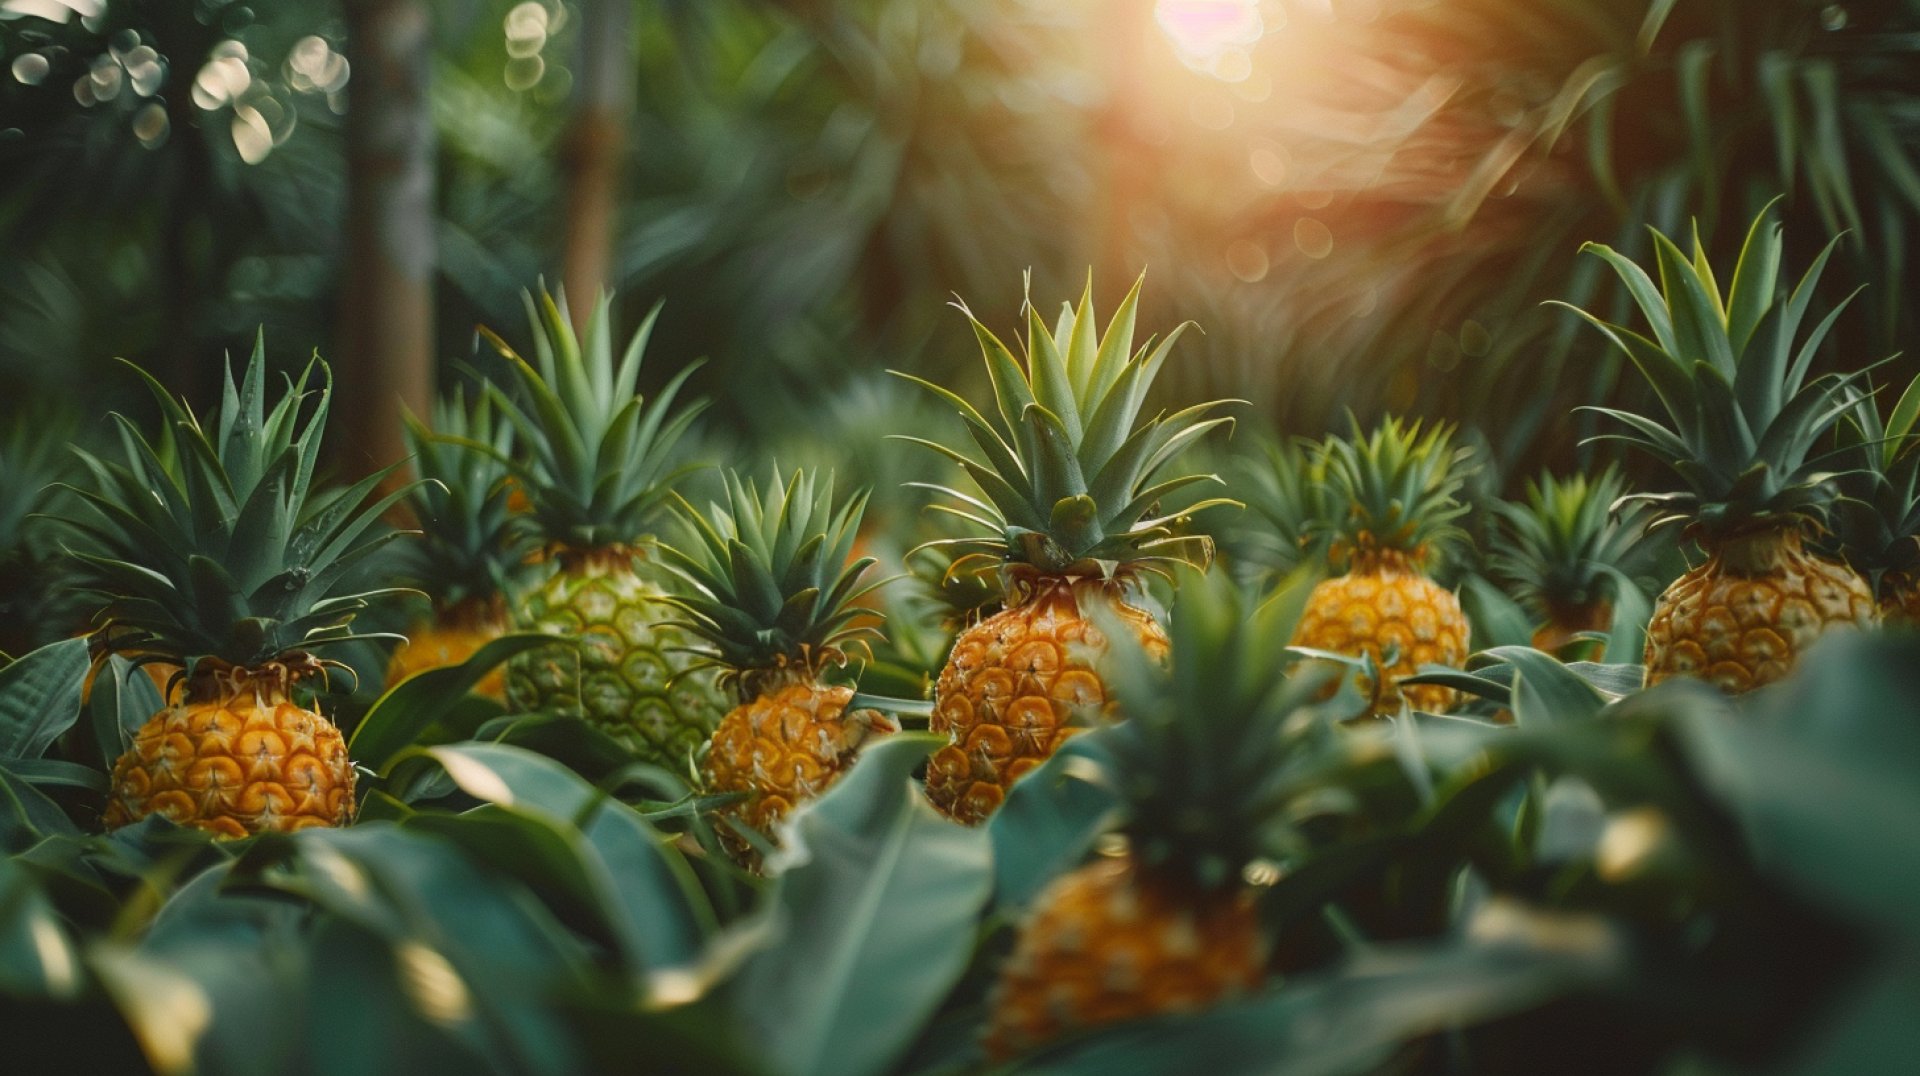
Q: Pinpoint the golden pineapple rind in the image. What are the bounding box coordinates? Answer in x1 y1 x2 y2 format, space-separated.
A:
104 692 355 839
705 679 894 861
1289 553 1468 716
507 555 727 764
983 854 1266 1060
1645 528 1877 693
926 579 1167 825
387 615 510 700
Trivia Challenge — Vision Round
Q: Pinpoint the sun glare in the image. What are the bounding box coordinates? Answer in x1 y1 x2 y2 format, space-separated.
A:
1154 0 1265 80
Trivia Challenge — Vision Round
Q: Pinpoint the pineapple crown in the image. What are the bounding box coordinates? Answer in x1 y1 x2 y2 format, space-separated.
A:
59 336 416 672
394 387 536 612
1828 372 1920 585
895 272 1239 585
1317 415 1473 568
1560 201 1882 540
1489 466 1654 620
660 468 884 699
904 544 1005 633
480 288 708 554
1094 568 1333 891
1241 433 1339 574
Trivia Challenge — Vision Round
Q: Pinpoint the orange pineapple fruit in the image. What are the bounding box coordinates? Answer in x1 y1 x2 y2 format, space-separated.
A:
383 389 535 701
1287 418 1474 716
661 469 895 863
984 853 1264 1058
1562 202 1880 691
104 657 354 838
67 339 404 837
984 571 1306 1058
1488 466 1659 660
897 273 1237 824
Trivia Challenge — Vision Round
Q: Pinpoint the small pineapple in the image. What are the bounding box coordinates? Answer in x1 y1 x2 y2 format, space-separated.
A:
984 570 1301 1058
385 389 535 698
482 289 729 764
1288 417 1474 715
1239 433 1338 582
898 273 1238 824
1562 204 1879 691
1831 372 1920 625
67 339 407 838
659 469 895 862
1488 466 1657 656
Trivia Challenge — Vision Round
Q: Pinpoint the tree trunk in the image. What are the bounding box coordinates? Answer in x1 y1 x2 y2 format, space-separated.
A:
561 0 634 320
336 0 436 486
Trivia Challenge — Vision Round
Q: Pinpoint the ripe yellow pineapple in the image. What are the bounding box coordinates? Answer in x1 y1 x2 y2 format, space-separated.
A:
1286 418 1473 715
481 289 729 764
984 570 1299 1058
384 389 533 700
660 469 895 863
1488 466 1658 658
898 273 1237 824
1562 204 1880 691
68 340 409 837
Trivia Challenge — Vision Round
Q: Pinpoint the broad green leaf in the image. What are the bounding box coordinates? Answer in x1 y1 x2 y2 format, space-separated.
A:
988 732 1120 909
348 633 553 771
411 743 716 971
0 637 91 761
728 733 991 1076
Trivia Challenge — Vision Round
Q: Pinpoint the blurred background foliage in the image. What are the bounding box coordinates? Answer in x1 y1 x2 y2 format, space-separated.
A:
1 0 1917 481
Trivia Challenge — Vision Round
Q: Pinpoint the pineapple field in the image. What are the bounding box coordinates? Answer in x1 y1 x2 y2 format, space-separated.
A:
3 1 1920 1074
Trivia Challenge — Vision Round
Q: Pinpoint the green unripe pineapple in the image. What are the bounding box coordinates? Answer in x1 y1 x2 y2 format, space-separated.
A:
508 549 724 759
484 289 726 765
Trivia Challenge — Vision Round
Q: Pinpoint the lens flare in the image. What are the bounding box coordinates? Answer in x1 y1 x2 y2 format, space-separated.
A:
1155 0 1264 80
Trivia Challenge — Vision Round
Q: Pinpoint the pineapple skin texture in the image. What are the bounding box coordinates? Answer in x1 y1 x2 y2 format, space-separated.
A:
1289 552 1467 716
103 685 355 839
1646 527 1876 693
705 678 894 860
507 555 727 765
926 579 1166 825
387 607 509 700
1879 571 1920 628
983 855 1265 1060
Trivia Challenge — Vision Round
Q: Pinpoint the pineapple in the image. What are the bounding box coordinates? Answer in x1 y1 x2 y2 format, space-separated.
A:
384 389 535 698
659 469 895 861
1489 466 1656 656
898 274 1237 824
66 339 408 838
481 289 729 764
1240 434 1338 581
984 570 1296 1058
1563 205 1879 691
1288 417 1474 716
1830 372 1920 624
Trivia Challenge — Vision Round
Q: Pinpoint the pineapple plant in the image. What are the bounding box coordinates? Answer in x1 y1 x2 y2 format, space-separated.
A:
1240 433 1338 583
1562 205 1880 691
1488 465 1657 656
1830 372 1920 625
984 569 1298 1058
1288 417 1474 716
66 339 410 838
659 468 895 860
481 289 729 765
898 274 1238 824
0 411 83 658
384 388 535 698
